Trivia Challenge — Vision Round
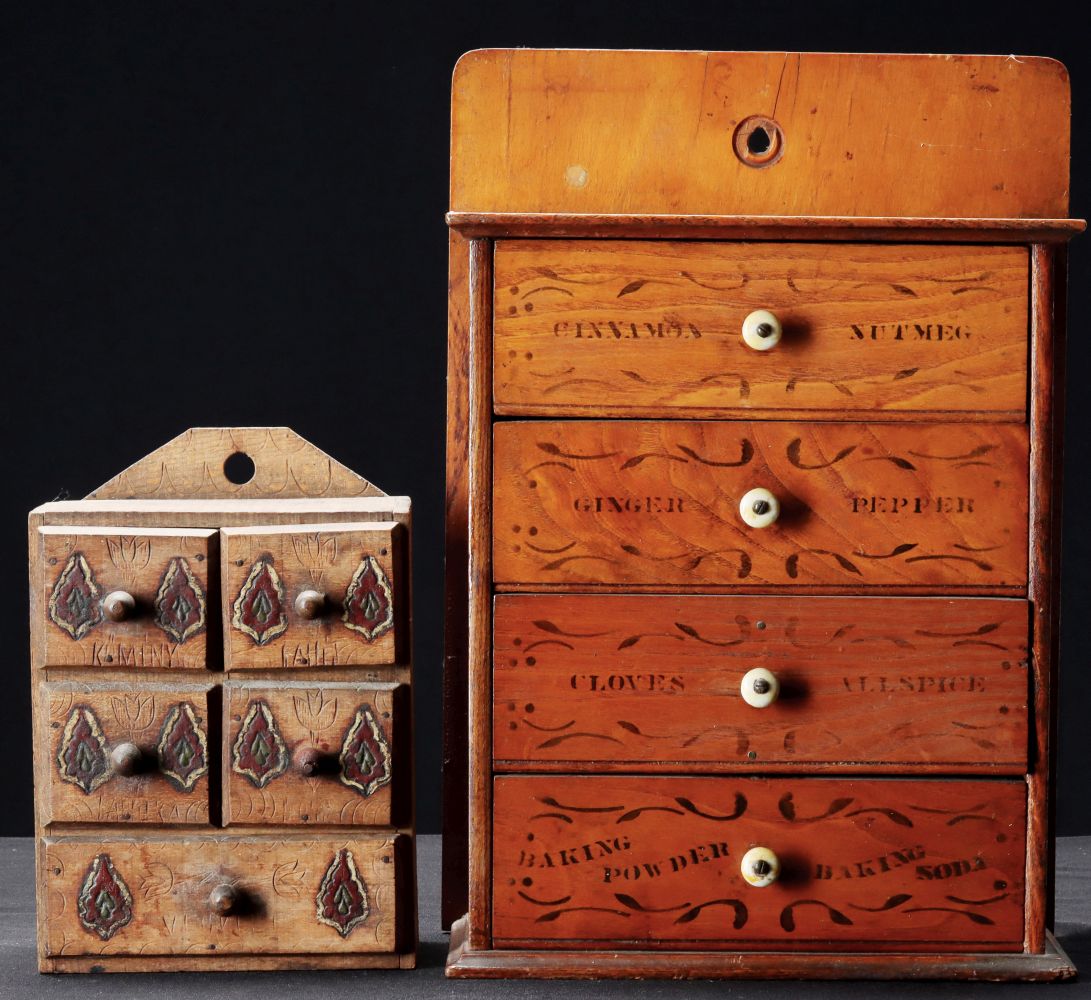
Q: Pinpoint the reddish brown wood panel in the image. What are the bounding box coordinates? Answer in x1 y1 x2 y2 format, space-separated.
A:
493 595 1029 770
221 522 405 670
492 420 1029 589
41 833 404 956
452 50 1071 219
493 241 1029 418
34 527 216 670
223 682 406 827
41 683 213 825
492 776 1025 950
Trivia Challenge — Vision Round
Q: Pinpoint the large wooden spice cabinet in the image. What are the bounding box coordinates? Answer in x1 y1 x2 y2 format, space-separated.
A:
30 428 416 972
443 49 1083 980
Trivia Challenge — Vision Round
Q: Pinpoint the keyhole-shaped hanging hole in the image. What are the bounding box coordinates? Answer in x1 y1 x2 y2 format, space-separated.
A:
224 451 256 484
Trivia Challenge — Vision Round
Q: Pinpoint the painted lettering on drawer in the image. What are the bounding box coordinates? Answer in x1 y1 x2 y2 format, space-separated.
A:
493 241 1029 417
493 421 1029 589
492 777 1026 951
493 595 1028 769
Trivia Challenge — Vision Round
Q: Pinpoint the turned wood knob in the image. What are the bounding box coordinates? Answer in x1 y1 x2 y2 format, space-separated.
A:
741 309 782 351
741 846 780 887
102 590 136 622
741 667 780 709
294 589 326 619
295 746 326 777
209 884 239 916
110 742 143 776
739 487 780 528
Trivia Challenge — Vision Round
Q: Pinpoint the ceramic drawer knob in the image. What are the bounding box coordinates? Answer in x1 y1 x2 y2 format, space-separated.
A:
741 309 782 351
739 487 780 528
294 589 326 619
209 884 240 916
102 590 136 622
741 846 780 888
109 742 143 777
740 667 779 708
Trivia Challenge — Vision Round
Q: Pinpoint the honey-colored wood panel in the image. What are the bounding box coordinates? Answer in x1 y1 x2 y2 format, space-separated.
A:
34 527 216 670
41 683 213 825
223 681 406 827
493 421 1029 589
452 49 1071 219
41 834 404 956
492 776 1025 950
494 241 1028 417
221 522 405 670
493 595 1028 770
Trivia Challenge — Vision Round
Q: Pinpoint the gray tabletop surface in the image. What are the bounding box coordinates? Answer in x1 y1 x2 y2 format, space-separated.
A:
1 835 1088 999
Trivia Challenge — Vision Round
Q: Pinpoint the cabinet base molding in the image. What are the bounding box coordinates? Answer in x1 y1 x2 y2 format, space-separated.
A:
445 917 1075 982
42 952 417 974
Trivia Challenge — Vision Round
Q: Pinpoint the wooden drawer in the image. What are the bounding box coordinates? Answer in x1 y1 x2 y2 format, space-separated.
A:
221 522 406 670
223 681 408 826
493 420 1028 590
492 776 1025 951
41 833 408 956
493 595 1029 772
41 683 213 825
34 527 215 669
493 241 1029 418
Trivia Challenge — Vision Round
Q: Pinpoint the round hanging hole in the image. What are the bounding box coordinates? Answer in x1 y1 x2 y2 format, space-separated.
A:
223 451 256 485
733 115 785 168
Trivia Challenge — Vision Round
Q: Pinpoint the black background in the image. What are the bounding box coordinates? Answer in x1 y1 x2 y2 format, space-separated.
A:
2 0 1088 838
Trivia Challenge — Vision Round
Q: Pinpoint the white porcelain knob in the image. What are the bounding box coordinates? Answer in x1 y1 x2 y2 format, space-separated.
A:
741 667 779 708
741 309 782 351
739 487 780 528
741 846 780 887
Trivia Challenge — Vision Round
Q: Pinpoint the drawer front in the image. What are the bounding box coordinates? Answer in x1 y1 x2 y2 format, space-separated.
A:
223 682 406 826
494 241 1029 417
493 595 1029 770
41 833 405 956
221 522 405 670
493 776 1025 950
493 421 1028 589
35 527 215 669
42 683 213 825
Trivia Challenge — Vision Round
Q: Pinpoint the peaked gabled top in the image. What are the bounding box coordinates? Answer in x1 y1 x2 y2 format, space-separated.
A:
88 427 386 500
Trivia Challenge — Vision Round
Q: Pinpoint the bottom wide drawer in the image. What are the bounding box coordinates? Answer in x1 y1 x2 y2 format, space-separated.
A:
41 833 410 957
493 776 1025 951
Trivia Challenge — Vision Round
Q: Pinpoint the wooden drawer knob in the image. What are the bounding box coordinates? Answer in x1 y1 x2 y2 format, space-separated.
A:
741 309 782 351
110 742 143 776
741 846 780 887
739 488 780 528
209 884 240 916
294 589 326 619
295 746 328 777
740 667 779 708
102 590 136 622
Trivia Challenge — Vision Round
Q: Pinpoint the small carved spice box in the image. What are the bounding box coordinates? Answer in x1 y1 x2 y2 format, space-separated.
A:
29 428 416 972
443 50 1083 980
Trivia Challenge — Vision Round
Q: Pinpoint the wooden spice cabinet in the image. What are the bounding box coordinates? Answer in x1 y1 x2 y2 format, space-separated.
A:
30 428 416 972
442 49 1083 980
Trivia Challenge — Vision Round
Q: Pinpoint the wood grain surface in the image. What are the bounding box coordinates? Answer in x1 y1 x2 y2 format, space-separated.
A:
494 241 1029 418
221 522 405 670
34 527 216 670
40 833 404 957
493 595 1029 771
41 682 213 826
223 681 406 827
492 776 1026 950
452 50 1071 219
493 420 1029 590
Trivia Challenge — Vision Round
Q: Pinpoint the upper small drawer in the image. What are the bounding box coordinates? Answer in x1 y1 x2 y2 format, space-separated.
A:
34 527 215 670
221 522 406 670
493 241 1029 418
